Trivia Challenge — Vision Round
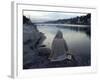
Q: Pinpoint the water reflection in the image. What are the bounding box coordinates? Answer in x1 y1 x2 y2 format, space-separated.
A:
37 25 91 66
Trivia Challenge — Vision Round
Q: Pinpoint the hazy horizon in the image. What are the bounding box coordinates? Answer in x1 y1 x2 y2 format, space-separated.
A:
23 10 87 23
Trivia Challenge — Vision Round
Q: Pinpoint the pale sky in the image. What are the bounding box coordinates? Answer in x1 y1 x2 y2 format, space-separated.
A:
23 10 87 23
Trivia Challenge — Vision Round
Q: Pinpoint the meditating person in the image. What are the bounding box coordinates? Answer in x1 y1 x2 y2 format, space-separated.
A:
49 30 69 62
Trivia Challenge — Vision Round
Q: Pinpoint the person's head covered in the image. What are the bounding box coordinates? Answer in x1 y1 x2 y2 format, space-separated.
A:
55 30 63 39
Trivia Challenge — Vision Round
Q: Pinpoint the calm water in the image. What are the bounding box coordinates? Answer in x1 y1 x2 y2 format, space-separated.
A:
37 24 91 66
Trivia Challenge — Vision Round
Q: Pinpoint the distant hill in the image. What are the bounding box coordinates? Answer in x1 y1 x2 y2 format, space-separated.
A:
44 14 91 25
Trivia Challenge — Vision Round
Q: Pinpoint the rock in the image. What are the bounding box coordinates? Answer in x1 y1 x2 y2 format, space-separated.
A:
38 47 51 57
23 19 46 69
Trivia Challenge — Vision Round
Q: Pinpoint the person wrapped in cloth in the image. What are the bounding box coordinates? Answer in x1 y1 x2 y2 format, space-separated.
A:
49 30 72 62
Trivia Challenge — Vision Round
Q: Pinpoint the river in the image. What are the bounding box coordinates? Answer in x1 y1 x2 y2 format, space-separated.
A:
37 24 91 66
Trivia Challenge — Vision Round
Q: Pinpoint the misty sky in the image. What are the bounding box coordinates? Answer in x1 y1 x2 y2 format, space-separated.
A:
23 10 87 23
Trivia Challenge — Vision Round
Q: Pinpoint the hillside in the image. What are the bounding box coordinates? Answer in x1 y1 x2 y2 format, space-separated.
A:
45 14 91 25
